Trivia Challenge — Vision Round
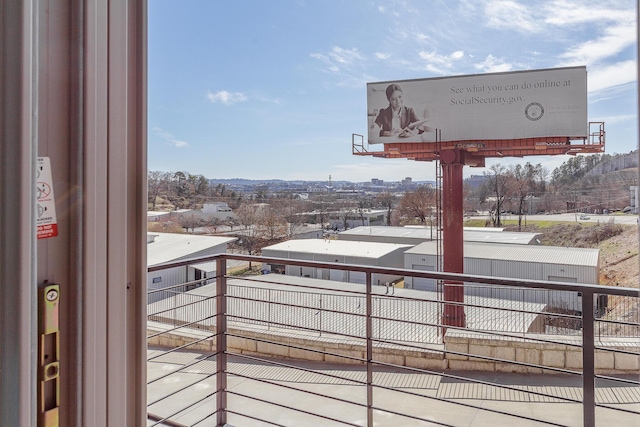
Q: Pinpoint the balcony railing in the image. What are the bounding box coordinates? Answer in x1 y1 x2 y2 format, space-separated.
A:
147 253 639 427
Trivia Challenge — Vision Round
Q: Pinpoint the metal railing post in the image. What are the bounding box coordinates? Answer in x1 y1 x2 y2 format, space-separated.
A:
216 258 227 427
366 272 373 427
268 288 272 330
582 290 595 427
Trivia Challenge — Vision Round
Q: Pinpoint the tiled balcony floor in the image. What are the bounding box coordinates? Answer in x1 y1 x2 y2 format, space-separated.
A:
147 348 640 427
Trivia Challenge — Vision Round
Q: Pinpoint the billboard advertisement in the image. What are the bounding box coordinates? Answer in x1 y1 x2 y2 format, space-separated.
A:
366 66 587 144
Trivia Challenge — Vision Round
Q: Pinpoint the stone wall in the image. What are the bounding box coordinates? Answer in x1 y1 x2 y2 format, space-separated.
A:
147 322 639 375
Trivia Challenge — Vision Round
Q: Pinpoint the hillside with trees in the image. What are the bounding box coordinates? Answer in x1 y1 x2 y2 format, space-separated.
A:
464 151 638 229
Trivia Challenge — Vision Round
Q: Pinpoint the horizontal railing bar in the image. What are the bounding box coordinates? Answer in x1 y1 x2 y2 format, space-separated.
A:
147 338 218 367
149 253 639 297
146 412 190 427
374 292 582 320
147 369 217 407
367 388 567 427
225 409 286 427
228 332 366 364
148 339 218 366
227 389 363 426
371 320 586 350
229 371 366 408
371 358 582 402
597 318 640 327
226 314 367 342
594 403 640 415
147 278 208 294
147 352 219 389
227 294 368 320
593 347 640 357
229 278 373 298
228 344 368 385
147 296 214 318
594 374 640 386
149 389 219 427
187 407 225 427
146 316 216 339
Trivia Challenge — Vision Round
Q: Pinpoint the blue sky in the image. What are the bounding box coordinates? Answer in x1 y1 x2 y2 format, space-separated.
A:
148 0 637 183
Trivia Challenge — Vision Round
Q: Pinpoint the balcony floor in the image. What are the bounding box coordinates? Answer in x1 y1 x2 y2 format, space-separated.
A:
147 348 640 427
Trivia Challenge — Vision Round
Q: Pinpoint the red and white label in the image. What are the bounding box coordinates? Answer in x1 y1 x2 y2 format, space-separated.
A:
36 157 58 239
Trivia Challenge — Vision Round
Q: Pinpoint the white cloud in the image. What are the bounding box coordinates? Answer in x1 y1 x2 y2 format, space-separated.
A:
153 126 189 148
207 90 248 105
417 50 466 74
543 0 632 26
558 22 636 66
484 0 538 33
329 46 364 65
310 46 365 74
473 54 513 73
170 140 188 148
375 52 391 60
311 46 364 71
310 46 371 87
587 60 637 93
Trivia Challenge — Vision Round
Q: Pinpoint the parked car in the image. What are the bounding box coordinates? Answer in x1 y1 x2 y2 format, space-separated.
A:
579 214 590 220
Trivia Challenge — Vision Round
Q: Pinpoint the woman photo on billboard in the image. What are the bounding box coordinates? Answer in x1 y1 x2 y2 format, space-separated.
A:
374 83 430 138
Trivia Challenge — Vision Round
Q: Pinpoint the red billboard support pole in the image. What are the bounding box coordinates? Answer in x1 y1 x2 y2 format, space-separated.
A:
440 149 466 328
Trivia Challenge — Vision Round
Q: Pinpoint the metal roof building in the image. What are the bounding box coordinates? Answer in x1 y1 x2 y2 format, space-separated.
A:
404 241 600 311
261 239 412 286
338 226 542 245
147 232 237 302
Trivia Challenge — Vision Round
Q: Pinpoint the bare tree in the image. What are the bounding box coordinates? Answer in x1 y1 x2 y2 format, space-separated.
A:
355 199 372 226
260 206 285 245
234 204 265 268
313 201 330 229
203 217 220 234
483 164 512 227
397 185 437 225
148 170 171 211
376 192 396 226
336 200 356 230
177 214 201 233
509 163 541 230
280 200 306 239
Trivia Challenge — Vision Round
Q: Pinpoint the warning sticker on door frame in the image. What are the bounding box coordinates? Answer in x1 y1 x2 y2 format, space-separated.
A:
36 157 58 239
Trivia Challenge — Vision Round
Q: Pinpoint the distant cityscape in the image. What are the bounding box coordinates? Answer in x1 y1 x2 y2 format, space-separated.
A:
206 176 437 194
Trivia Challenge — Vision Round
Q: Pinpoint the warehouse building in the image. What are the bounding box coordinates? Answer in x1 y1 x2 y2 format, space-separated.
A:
261 239 411 286
404 241 600 311
327 209 387 229
147 232 237 302
338 226 542 245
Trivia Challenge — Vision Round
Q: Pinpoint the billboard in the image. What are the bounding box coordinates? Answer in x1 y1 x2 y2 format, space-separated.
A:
366 66 587 144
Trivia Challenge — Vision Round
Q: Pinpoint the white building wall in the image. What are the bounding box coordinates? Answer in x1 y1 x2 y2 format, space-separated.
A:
405 250 597 310
147 266 186 303
403 253 438 289
263 248 404 285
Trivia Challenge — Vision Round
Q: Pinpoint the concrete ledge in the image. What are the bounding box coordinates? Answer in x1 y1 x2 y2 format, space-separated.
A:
445 330 640 374
148 321 639 374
